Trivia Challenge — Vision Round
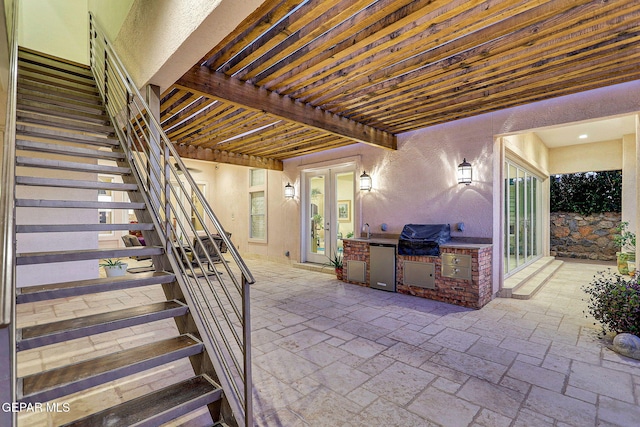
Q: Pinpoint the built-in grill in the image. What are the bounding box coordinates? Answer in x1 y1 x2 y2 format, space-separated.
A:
398 224 451 256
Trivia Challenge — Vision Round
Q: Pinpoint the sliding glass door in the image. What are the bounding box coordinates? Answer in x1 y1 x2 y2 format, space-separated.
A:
504 160 541 275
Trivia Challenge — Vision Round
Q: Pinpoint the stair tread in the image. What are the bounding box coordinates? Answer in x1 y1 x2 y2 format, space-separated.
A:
15 199 145 210
16 246 164 265
18 91 105 115
16 223 154 233
19 300 188 349
18 61 96 87
20 334 203 402
17 100 108 124
17 271 175 303
16 139 125 161
15 176 138 191
16 124 118 146
18 75 99 96
17 109 114 134
18 50 93 77
60 375 222 427
16 156 130 175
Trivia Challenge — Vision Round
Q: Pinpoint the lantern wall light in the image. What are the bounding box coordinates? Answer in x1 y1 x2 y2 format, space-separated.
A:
360 171 372 191
457 158 472 185
284 182 295 199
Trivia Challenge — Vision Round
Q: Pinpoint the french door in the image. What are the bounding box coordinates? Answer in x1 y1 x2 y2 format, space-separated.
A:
504 160 541 275
304 166 355 264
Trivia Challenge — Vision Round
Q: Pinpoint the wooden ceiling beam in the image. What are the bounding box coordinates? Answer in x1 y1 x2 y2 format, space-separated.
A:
175 69 397 150
174 143 284 171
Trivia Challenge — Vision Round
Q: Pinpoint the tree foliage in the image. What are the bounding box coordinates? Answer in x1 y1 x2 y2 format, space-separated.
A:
550 170 622 215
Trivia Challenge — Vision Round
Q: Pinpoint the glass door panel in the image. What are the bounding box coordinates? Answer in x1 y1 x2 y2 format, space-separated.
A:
335 171 355 254
307 173 328 263
504 160 542 276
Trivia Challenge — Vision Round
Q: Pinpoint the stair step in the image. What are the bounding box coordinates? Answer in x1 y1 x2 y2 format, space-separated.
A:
500 257 556 298
18 61 96 89
18 300 188 351
18 49 94 78
18 67 98 96
16 139 125 161
60 375 222 427
16 124 118 147
16 246 164 265
17 271 175 303
16 199 145 210
15 176 138 191
18 98 108 125
19 334 203 403
18 78 102 104
17 109 115 134
16 156 130 175
17 91 105 115
16 223 154 233
512 260 564 300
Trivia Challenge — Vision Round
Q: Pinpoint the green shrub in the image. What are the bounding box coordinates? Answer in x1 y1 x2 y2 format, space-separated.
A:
551 170 621 215
582 270 640 336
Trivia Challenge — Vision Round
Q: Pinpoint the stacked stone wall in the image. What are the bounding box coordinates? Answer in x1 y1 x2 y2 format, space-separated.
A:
550 212 620 261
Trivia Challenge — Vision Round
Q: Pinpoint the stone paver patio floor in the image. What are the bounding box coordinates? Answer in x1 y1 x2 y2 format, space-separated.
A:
15 258 640 426
249 259 640 427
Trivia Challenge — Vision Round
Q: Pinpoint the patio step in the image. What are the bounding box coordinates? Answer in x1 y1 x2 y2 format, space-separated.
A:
512 260 564 299
500 257 560 298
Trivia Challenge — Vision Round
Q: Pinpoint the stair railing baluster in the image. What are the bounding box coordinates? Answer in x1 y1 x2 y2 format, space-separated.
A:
88 12 254 426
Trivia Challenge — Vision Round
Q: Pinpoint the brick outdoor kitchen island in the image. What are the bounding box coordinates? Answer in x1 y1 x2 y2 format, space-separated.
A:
343 238 493 309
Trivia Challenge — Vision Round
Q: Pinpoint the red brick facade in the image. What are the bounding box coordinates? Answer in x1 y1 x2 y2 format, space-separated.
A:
343 240 493 309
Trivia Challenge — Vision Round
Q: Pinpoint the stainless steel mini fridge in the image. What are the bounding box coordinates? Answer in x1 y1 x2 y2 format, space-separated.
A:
369 243 396 292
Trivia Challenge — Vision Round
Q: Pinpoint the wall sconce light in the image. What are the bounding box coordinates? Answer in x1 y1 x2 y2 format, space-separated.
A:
457 158 472 185
284 182 295 199
360 171 372 191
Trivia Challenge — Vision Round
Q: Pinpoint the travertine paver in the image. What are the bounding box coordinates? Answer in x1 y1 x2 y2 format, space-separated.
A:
248 259 640 426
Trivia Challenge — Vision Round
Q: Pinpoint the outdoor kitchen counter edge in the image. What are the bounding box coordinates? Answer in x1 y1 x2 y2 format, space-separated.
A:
344 238 492 249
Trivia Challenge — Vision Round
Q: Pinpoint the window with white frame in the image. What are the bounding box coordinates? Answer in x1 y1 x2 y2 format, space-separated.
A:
249 169 267 241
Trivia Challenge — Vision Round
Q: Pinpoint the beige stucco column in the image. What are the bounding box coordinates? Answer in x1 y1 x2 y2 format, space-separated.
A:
636 115 640 263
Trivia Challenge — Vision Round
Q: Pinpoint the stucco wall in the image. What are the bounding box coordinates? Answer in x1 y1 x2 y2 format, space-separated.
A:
19 0 88 64
549 139 623 175
104 0 265 91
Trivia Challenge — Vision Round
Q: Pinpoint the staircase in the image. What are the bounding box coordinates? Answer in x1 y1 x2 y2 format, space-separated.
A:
12 49 237 426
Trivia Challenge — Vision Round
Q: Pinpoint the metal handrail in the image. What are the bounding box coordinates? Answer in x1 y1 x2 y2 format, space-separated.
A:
0 0 19 328
89 13 253 426
1 1 20 425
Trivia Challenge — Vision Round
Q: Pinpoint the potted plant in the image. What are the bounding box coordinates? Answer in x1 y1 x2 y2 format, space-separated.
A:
325 251 343 281
100 258 128 277
615 222 636 275
582 270 640 360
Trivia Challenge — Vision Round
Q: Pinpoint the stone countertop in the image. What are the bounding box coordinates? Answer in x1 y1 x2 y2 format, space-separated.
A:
343 237 399 245
343 237 492 249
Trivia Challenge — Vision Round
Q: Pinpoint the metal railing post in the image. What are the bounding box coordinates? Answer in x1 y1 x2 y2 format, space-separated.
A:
242 274 253 427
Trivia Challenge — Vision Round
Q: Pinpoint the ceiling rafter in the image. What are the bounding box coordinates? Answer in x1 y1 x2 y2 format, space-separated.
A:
159 0 640 170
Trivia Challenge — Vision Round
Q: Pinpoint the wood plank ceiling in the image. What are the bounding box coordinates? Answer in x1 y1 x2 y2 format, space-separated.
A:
163 0 640 170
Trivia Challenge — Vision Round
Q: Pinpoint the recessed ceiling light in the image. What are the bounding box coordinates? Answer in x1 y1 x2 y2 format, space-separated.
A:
578 134 588 139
